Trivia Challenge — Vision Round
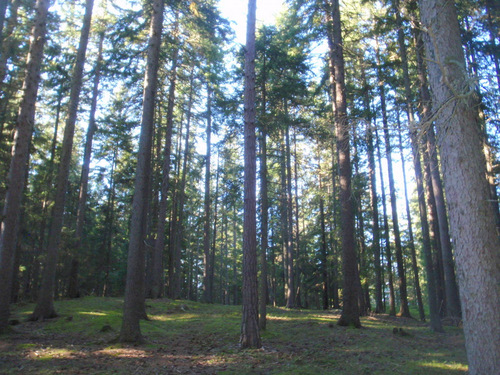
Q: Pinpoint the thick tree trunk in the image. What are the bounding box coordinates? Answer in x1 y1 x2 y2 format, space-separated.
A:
240 0 261 349
30 0 94 320
325 0 360 328
419 0 500 372
120 0 164 343
0 0 50 332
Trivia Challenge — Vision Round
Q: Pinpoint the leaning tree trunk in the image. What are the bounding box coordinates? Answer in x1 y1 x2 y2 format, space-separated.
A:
324 0 360 328
30 0 94 321
419 0 500 372
0 0 50 333
67 29 104 299
119 0 164 343
240 0 261 349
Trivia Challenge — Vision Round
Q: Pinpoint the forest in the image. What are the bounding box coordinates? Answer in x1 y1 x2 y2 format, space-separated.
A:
0 0 499 374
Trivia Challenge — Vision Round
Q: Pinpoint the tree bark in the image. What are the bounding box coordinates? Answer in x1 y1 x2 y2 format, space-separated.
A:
30 0 94 320
240 0 261 349
411 18 444 332
120 0 164 343
375 43 411 318
67 29 104 299
259 129 268 329
419 0 500 372
151 33 179 299
0 0 50 332
202 85 214 304
325 0 360 328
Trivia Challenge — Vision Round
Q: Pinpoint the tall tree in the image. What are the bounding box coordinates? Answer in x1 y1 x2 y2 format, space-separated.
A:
67 28 105 299
30 0 94 320
119 0 164 343
0 0 51 331
375 43 411 318
419 0 500 372
202 85 214 303
324 0 360 327
240 0 261 349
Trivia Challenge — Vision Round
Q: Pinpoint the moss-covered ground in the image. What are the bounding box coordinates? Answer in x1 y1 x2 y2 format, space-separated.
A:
0 297 467 374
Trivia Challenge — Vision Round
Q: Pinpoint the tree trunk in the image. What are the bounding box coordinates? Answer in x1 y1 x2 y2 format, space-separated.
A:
284 122 295 308
375 43 411 318
259 129 268 329
325 0 360 328
67 29 104 299
419 0 500 372
240 0 261 349
411 19 444 332
120 0 164 343
202 86 214 304
170 83 194 299
375 127 396 316
151 32 179 299
30 0 94 320
318 154 329 311
0 0 50 332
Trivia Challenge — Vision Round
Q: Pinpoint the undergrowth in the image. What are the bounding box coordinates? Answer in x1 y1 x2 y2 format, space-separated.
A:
0 297 467 374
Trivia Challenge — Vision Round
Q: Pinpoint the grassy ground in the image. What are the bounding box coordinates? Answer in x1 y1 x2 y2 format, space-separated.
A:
0 297 467 374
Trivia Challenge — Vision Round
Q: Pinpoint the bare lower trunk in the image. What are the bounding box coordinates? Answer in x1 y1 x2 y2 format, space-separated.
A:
31 0 94 321
0 0 50 333
120 0 164 343
419 0 500 372
240 0 261 349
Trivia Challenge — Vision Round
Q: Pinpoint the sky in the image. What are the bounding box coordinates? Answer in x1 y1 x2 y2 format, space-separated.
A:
217 0 285 44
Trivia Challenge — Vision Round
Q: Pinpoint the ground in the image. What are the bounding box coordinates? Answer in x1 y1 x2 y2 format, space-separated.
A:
0 297 467 374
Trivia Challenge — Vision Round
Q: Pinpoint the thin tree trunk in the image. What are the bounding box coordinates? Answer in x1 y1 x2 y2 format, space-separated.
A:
395 110 425 321
31 0 94 320
120 0 164 343
411 19 444 332
375 127 396 316
259 129 268 329
67 30 104 299
392 1 425 320
318 152 329 310
151 33 179 299
240 0 261 348
284 121 295 308
0 0 50 332
170 87 193 299
202 85 214 304
419 0 500 371
375 42 411 318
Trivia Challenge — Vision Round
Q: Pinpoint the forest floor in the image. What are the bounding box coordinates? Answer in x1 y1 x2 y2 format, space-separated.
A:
1 297 467 374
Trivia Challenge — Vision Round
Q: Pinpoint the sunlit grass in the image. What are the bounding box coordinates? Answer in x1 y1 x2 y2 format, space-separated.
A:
5 297 468 374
